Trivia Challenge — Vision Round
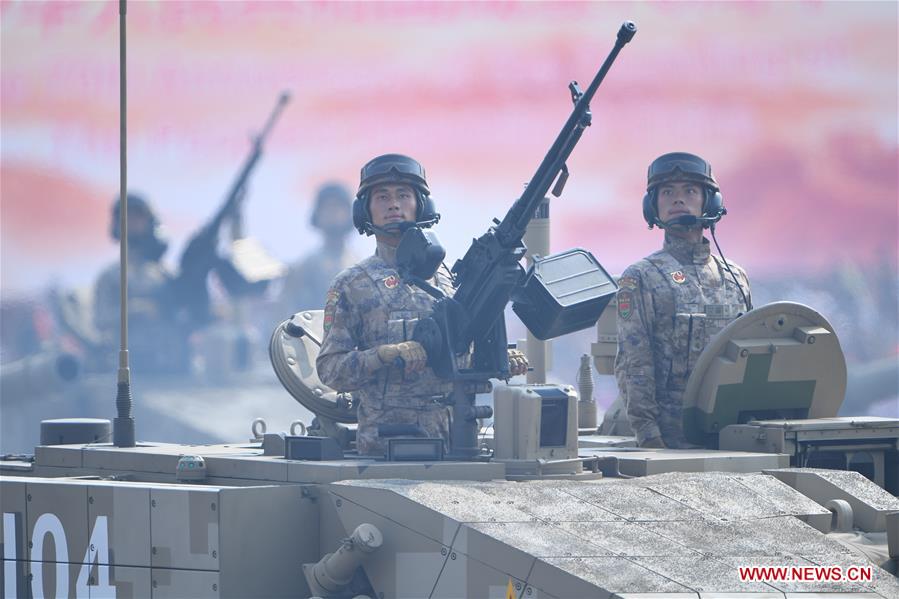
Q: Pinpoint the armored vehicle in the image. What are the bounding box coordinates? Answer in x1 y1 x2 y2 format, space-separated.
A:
3 297 899 598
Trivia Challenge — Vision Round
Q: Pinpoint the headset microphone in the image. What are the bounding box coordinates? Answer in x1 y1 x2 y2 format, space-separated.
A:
657 207 727 230
368 222 407 237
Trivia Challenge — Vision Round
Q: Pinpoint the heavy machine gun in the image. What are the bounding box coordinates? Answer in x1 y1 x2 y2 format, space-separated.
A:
175 93 290 324
406 22 636 459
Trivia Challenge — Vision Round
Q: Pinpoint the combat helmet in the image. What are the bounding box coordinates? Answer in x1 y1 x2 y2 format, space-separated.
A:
310 182 354 234
352 154 440 235
109 192 168 260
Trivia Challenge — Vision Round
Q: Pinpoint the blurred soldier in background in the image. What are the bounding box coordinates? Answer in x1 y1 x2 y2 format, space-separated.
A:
615 152 752 448
276 183 356 316
94 192 265 375
93 193 188 373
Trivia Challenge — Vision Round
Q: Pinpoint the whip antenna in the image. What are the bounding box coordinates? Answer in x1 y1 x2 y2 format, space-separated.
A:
113 0 135 447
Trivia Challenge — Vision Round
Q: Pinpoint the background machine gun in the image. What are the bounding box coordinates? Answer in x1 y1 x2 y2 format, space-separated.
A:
175 93 290 325
405 22 636 459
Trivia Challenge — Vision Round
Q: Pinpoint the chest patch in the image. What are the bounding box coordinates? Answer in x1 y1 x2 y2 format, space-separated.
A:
670 270 687 284
383 275 400 289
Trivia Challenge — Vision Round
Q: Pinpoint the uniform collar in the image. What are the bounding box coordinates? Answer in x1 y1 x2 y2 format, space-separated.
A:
664 233 711 265
375 240 398 267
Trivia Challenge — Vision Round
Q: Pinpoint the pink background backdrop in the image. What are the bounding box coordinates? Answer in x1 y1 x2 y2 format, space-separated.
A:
2 2 897 388
3 1 896 293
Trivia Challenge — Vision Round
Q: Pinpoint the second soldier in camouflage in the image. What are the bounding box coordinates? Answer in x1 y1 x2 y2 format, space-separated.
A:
615 152 751 448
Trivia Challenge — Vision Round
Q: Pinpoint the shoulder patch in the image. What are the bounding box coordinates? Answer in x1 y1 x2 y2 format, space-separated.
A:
383 275 399 289
323 289 340 334
617 289 634 320
670 270 686 284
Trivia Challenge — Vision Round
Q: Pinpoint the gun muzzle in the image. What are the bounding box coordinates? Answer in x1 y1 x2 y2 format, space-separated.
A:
618 21 637 44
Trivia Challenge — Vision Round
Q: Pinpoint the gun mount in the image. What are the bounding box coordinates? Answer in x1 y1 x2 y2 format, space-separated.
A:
396 23 636 459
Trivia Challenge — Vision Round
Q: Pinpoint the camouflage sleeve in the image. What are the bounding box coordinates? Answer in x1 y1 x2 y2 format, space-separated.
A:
720 258 753 312
615 265 662 444
737 265 752 311
316 278 384 392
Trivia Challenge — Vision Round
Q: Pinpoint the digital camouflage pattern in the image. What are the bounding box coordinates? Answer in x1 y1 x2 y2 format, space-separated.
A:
317 242 457 456
277 243 356 314
614 234 751 447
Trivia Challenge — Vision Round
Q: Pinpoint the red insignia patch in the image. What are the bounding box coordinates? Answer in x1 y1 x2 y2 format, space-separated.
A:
671 271 686 284
384 275 399 289
323 290 339 334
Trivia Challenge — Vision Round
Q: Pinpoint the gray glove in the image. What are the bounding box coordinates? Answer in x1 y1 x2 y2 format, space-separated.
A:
377 341 427 374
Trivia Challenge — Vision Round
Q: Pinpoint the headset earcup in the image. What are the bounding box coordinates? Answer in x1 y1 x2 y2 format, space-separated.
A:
705 190 724 219
352 194 370 235
642 191 656 228
419 194 439 226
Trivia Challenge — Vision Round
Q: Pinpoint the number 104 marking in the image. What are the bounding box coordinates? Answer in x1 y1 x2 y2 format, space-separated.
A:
4 512 116 598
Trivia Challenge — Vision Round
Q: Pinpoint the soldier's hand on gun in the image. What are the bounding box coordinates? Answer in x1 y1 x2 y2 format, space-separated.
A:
377 341 427 374
507 349 528 376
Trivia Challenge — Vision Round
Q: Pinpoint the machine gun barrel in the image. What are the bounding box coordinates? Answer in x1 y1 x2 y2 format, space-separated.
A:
442 22 636 361
206 92 291 235
495 21 636 248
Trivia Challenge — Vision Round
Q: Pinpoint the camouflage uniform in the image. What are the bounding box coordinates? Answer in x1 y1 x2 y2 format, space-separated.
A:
317 242 455 456
93 257 190 374
278 245 356 314
614 234 751 447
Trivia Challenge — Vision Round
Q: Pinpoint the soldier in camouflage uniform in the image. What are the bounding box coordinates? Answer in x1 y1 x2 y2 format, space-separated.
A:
317 154 527 456
94 193 190 373
615 152 752 448
276 182 357 315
